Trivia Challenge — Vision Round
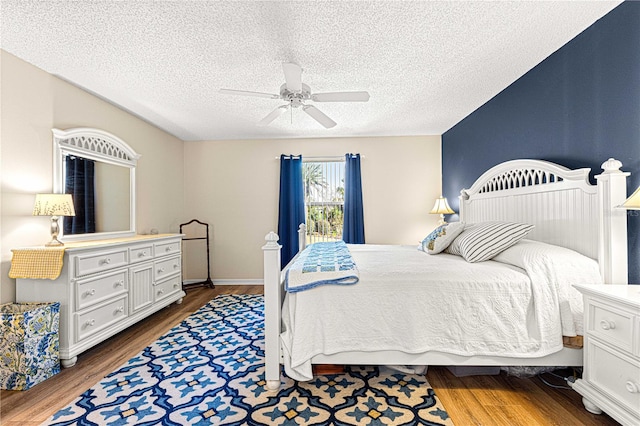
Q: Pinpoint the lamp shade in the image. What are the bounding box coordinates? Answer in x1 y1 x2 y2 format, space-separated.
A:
429 196 455 215
33 194 76 216
621 186 640 210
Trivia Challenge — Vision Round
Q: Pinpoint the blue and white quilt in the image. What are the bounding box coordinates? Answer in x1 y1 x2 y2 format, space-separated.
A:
284 241 359 293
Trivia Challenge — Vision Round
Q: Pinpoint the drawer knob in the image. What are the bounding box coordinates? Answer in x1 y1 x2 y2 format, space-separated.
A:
115 280 124 287
166 247 172 252
158 268 165 273
101 258 111 265
173 264 179 269
600 319 616 330
115 306 124 314
626 381 639 394
85 289 96 297
138 251 147 257
158 289 165 295
85 319 95 327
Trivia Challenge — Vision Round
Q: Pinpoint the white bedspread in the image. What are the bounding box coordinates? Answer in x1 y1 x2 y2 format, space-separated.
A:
492 239 603 336
280 243 601 381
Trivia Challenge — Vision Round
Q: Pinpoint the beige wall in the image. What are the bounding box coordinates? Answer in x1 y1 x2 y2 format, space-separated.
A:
183 136 443 282
0 51 185 303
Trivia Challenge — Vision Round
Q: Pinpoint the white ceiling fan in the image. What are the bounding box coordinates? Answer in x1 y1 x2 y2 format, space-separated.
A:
219 62 370 129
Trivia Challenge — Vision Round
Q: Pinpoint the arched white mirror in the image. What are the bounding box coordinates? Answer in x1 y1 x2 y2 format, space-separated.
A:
53 128 141 241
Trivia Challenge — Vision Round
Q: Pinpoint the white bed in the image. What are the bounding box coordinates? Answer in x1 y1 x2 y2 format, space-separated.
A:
262 158 630 389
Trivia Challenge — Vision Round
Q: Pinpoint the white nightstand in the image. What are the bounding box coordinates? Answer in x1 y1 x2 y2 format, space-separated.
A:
573 284 640 426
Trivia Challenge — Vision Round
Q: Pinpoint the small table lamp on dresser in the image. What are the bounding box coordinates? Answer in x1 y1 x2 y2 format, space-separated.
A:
32 193 75 246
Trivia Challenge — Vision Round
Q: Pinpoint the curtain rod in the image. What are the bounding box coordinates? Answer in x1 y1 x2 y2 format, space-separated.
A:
274 155 365 161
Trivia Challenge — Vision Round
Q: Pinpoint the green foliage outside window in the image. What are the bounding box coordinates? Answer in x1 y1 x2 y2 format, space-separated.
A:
303 162 345 242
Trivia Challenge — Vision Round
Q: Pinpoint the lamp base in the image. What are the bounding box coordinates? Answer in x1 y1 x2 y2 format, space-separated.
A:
45 238 64 247
46 215 64 247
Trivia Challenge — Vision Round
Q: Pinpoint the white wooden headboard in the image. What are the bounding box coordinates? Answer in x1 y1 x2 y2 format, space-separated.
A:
459 158 629 284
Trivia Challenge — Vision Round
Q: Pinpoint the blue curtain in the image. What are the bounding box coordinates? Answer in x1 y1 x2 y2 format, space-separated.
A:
343 153 365 244
64 156 96 234
277 155 305 268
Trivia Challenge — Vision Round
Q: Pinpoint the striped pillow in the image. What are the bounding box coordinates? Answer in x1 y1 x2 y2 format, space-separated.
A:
445 222 534 262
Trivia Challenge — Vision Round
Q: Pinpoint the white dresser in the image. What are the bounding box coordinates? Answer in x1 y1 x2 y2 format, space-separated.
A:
15 234 185 368
573 284 640 426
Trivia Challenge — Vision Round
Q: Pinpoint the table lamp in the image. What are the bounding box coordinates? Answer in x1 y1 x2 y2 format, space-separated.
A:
33 194 76 246
430 196 455 225
620 185 640 210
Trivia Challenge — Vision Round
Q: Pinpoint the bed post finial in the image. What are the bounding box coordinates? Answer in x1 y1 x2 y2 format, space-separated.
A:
601 158 623 173
264 231 280 247
298 223 307 251
595 158 629 284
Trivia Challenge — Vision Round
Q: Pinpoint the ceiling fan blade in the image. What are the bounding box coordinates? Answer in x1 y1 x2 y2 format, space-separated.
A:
302 105 337 128
219 88 279 99
282 62 302 92
258 105 288 126
311 91 370 102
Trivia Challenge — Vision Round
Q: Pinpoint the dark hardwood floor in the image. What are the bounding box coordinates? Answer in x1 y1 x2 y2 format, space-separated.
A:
0 285 618 425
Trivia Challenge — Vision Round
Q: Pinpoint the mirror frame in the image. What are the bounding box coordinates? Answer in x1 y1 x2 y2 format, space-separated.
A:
53 127 141 241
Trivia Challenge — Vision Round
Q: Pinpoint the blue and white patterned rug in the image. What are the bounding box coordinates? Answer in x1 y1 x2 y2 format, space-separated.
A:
46 294 453 425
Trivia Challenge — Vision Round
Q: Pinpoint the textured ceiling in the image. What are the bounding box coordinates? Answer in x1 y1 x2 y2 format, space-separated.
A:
1 1 622 141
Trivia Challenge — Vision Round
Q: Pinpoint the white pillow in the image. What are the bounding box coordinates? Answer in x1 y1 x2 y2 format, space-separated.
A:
419 222 465 254
445 221 534 262
493 239 601 275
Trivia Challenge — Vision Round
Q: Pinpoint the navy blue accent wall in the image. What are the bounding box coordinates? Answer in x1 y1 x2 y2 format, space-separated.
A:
442 2 640 283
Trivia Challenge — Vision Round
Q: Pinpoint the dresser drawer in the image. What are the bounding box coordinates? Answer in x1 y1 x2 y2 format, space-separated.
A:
74 248 128 277
154 255 181 281
154 240 180 258
154 275 182 302
129 243 153 264
76 269 128 310
76 296 128 341
587 299 635 353
586 339 640 416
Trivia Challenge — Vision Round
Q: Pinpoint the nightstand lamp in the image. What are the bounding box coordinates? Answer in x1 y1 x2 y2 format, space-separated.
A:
33 194 76 247
620 185 640 210
430 196 455 225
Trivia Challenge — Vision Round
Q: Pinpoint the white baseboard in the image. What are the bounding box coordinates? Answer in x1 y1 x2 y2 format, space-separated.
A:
214 279 264 286
183 278 263 286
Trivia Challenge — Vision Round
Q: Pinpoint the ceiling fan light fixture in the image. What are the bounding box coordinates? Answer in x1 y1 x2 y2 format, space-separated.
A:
279 83 310 105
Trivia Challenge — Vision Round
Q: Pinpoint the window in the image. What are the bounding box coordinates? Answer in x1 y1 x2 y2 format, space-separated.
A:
303 160 345 243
